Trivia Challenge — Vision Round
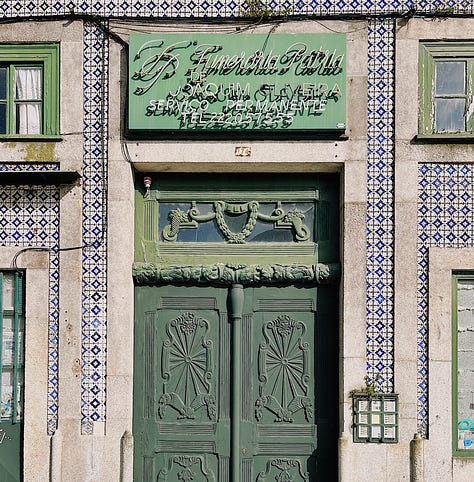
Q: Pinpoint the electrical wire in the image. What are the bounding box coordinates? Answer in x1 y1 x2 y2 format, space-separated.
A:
5 6 469 268
11 18 110 264
11 247 50 268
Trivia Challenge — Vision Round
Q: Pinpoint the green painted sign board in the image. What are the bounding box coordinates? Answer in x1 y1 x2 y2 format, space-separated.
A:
128 33 346 133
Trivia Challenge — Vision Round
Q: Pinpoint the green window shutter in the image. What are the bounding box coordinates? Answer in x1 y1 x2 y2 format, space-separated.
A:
0 43 59 138
419 43 435 136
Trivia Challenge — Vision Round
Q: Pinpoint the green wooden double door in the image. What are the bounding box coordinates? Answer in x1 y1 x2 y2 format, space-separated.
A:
134 282 338 481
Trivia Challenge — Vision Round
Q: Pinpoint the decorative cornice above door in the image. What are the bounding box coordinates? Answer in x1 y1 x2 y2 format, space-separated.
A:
133 262 340 286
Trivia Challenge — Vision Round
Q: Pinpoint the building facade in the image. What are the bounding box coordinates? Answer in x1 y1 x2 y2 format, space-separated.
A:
0 0 474 480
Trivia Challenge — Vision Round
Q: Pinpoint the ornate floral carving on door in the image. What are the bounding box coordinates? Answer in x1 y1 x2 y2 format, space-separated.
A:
157 455 215 482
255 315 313 423
158 312 216 421
256 458 310 482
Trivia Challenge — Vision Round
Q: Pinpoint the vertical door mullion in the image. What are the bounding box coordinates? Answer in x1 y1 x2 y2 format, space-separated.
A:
230 284 244 482
12 272 20 424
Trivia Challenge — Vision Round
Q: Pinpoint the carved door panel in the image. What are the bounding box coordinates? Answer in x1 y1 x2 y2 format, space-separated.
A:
134 173 340 480
134 285 230 482
135 283 338 481
240 286 318 482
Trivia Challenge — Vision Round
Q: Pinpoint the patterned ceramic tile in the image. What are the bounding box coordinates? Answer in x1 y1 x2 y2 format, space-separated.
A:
81 22 109 433
2 0 473 437
0 185 60 433
366 18 395 394
0 163 59 171
417 163 474 437
0 0 472 17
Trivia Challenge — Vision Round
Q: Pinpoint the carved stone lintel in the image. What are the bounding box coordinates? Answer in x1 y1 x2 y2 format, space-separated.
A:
133 262 340 286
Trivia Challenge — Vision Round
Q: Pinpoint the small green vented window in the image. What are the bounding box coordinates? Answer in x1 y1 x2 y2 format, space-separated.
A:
0 272 24 424
0 44 59 138
419 42 474 138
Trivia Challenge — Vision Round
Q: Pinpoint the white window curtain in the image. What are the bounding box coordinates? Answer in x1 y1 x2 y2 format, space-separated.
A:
15 67 42 134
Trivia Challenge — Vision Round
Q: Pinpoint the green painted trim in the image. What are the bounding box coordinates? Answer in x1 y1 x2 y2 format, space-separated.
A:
135 173 340 265
155 189 319 201
0 135 62 141
0 271 25 426
230 284 243 481
12 273 20 424
352 394 398 444
452 273 474 457
156 243 318 256
0 273 4 418
419 43 433 136
416 133 474 140
419 41 474 136
452 274 459 456
0 270 24 481
468 61 474 132
0 43 59 137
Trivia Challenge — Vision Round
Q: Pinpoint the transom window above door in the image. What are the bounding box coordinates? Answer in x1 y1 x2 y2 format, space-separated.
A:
159 199 315 244
135 173 339 266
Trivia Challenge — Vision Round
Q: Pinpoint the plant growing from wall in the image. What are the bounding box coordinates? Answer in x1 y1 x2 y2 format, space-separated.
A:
349 375 382 398
242 0 289 18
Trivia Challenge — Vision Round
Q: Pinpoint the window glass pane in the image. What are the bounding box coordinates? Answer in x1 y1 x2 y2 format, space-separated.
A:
1 370 14 419
2 331 15 366
1 328 24 366
435 98 465 132
435 61 465 95
0 370 23 420
0 103 6 134
159 201 314 243
15 103 41 134
0 68 6 100
14 67 42 100
1 273 15 311
16 374 23 420
456 279 474 451
1 315 13 332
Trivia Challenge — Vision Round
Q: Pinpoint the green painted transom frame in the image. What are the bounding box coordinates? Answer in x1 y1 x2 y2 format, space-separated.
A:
162 200 312 244
134 173 339 267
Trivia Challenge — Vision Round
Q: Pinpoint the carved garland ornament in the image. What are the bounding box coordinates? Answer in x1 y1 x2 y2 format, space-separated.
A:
133 262 339 286
162 200 310 244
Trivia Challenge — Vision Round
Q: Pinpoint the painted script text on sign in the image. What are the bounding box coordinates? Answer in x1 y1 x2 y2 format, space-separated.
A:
129 34 346 132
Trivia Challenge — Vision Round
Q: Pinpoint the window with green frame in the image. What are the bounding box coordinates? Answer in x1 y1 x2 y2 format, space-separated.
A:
0 44 59 138
0 271 25 479
0 272 24 421
419 42 474 137
453 274 474 456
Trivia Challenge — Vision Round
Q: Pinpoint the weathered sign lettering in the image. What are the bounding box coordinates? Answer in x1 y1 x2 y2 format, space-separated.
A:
129 34 346 133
